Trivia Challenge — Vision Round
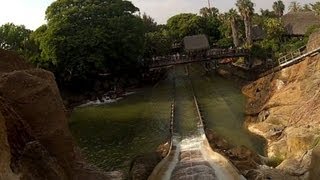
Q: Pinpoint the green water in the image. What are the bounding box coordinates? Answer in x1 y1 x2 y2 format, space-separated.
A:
189 64 265 154
173 66 199 137
69 72 174 171
70 64 265 173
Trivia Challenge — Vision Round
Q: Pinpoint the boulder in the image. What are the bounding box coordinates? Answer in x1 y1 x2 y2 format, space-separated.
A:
0 49 110 179
0 69 77 178
129 153 162 180
243 31 320 177
0 111 18 180
309 146 320 180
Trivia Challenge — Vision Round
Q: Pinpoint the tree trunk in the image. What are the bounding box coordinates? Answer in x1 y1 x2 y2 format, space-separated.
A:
244 16 253 46
231 19 240 47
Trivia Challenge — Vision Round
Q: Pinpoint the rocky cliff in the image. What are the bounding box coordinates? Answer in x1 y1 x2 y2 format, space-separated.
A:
0 49 111 180
243 32 320 179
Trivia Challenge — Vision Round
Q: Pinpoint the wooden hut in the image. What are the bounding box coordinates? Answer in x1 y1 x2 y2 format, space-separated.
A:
183 34 210 53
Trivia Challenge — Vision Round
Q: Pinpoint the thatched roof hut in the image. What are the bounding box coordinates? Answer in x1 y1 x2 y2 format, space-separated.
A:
282 12 320 36
183 34 210 52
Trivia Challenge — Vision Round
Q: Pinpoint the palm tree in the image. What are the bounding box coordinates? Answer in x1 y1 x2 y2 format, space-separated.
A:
288 1 302 12
226 9 240 47
272 0 285 17
236 0 254 46
200 7 219 17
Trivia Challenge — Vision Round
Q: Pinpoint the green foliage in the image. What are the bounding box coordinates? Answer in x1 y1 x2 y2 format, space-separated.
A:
251 44 269 59
28 25 49 67
202 15 222 43
279 38 308 55
144 30 171 58
216 37 233 48
142 13 158 33
0 23 31 52
263 18 285 40
167 13 204 41
272 0 285 17
166 13 221 43
260 9 276 18
311 2 320 15
219 9 245 47
236 0 255 46
200 7 219 17
305 25 320 37
236 0 254 19
34 0 145 85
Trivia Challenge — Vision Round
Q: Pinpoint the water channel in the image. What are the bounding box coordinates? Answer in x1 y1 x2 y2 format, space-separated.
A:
69 64 265 174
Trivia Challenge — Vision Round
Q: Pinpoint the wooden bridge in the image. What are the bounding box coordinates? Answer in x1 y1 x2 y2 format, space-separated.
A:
149 49 250 69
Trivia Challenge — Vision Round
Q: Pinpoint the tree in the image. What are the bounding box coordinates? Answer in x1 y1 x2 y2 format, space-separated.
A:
142 13 158 33
37 0 145 85
311 2 320 15
28 25 49 67
167 13 204 41
144 30 171 58
226 9 240 47
260 9 276 18
0 23 31 51
288 1 302 12
236 0 255 46
263 18 285 41
272 0 285 17
199 7 219 17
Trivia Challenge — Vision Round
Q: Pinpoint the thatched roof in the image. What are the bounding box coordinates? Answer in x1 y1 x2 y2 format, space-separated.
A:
252 25 266 41
282 12 320 36
183 34 210 52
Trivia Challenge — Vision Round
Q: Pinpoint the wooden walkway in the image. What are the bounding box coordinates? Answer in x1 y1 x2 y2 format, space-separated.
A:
149 49 249 69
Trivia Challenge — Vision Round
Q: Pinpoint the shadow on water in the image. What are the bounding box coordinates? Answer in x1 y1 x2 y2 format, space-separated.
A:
189 64 266 155
69 72 174 172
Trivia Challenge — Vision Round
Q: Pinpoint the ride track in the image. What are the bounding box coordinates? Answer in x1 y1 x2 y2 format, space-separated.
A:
148 65 245 180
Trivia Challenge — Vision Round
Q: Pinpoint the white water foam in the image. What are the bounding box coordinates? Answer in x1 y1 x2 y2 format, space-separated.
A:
78 91 136 107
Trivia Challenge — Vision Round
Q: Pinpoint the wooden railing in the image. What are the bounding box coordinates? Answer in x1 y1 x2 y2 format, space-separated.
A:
149 48 249 69
258 37 320 78
277 37 320 67
277 46 307 66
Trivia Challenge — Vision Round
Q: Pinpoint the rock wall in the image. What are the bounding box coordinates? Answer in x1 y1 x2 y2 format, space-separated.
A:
0 50 110 179
0 111 19 180
243 32 320 179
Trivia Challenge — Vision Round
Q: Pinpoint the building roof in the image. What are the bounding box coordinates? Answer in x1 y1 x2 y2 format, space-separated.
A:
282 11 320 36
183 34 210 52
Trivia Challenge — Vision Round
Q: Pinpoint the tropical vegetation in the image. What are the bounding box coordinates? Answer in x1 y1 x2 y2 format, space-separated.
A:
0 0 319 91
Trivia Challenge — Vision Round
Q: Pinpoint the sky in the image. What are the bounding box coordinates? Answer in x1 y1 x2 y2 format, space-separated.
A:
0 0 318 30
